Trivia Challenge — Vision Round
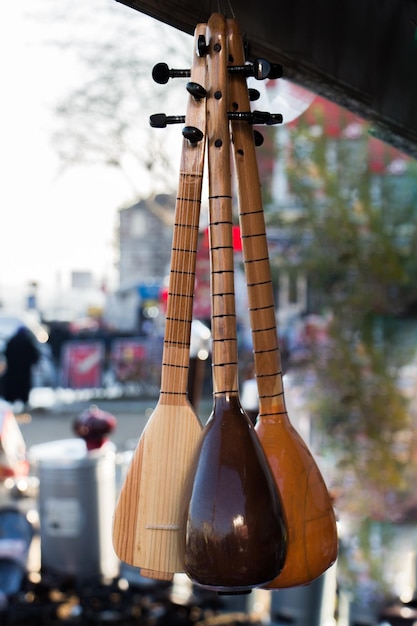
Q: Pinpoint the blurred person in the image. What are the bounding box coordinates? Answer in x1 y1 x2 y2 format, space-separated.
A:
2 326 40 412
47 320 72 386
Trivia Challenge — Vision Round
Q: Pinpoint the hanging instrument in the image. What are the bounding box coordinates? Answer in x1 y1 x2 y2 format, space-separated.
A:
112 22 207 581
227 17 338 588
114 9 338 592
182 12 287 594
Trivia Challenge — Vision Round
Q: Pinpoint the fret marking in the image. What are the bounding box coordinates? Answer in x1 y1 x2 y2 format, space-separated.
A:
256 371 283 379
169 269 197 276
243 256 270 264
248 304 275 312
164 339 191 346
165 316 194 323
253 347 279 355
259 392 285 401
253 325 277 333
241 232 265 239
247 279 272 287
171 246 197 253
239 209 264 217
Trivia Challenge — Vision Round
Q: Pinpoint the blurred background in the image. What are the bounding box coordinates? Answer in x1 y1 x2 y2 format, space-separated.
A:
1 1 417 625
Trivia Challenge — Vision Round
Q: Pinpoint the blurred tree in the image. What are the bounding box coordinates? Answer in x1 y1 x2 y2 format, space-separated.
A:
43 0 191 196
45 0 417 510
273 104 417 516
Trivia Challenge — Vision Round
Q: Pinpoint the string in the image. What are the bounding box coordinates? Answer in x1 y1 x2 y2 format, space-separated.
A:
212 0 236 19
225 0 236 19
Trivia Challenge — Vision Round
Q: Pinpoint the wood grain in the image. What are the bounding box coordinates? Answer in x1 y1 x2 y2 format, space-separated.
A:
227 17 338 588
182 13 287 593
112 22 207 580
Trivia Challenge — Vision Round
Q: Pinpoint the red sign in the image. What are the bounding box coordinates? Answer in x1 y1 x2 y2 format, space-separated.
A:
110 339 148 384
61 342 104 389
193 227 242 320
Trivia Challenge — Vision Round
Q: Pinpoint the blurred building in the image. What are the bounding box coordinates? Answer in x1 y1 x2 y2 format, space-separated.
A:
118 193 175 289
104 193 176 333
104 93 417 339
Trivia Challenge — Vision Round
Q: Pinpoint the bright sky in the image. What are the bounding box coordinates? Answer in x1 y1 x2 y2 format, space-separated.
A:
0 1 315 315
0 1 189 311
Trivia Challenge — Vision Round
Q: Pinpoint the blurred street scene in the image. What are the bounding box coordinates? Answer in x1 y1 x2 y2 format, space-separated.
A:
1 7 417 621
0 318 412 626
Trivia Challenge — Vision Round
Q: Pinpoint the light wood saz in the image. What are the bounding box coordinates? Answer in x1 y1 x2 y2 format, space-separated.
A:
227 17 338 588
112 22 207 580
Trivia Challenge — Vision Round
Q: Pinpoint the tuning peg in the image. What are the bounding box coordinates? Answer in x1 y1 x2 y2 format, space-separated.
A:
150 110 282 129
251 110 283 125
152 62 191 84
267 113 284 125
254 130 264 146
149 116 203 143
252 58 283 80
228 110 283 125
186 82 207 101
228 111 258 123
228 58 283 80
248 88 261 102
149 113 185 128
153 57 282 85
182 126 204 144
197 34 208 57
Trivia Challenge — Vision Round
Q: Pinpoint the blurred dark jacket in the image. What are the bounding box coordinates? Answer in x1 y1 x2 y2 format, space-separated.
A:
3 326 40 404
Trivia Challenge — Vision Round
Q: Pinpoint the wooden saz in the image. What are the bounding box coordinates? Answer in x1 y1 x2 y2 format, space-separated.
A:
182 13 287 594
227 18 338 588
112 23 207 580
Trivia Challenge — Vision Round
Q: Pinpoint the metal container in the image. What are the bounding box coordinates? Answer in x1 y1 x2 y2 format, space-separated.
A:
30 439 118 582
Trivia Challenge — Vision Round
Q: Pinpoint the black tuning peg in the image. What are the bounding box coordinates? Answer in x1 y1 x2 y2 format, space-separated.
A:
152 62 191 84
228 110 283 125
149 113 185 128
228 58 283 80
153 36 207 86
150 110 282 129
186 82 207 100
182 126 204 144
252 58 283 80
153 57 282 85
252 110 283 125
248 88 260 102
254 130 264 146
197 34 207 57
149 115 203 143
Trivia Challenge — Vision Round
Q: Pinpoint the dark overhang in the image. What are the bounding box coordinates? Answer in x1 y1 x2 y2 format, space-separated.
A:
117 0 417 158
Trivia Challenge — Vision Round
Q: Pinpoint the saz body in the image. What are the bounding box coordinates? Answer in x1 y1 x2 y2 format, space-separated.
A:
182 13 287 594
112 23 208 580
227 17 338 588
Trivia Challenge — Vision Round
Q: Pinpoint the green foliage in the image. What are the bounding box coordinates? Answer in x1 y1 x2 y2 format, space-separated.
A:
281 109 417 505
47 0 191 195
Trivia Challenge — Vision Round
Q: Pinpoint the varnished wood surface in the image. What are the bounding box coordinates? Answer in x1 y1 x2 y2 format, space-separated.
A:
112 22 207 579
205 13 238 399
182 13 287 593
227 18 338 588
